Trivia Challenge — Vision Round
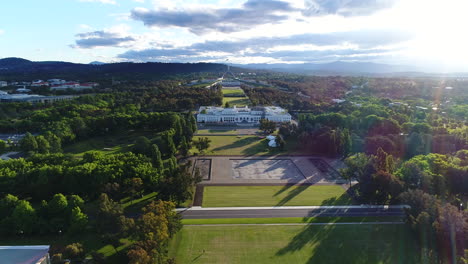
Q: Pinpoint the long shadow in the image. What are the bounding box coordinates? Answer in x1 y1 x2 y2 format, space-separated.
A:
320 193 353 206
211 137 258 152
276 217 419 263
275 184 310 206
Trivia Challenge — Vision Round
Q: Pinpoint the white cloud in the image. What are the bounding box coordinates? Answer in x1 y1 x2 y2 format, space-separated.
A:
79 0 117 5
0 29 4 35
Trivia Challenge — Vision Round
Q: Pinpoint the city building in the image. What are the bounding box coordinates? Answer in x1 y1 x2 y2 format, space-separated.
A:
0 245 50 264
197 106 292 124
0 81 7 87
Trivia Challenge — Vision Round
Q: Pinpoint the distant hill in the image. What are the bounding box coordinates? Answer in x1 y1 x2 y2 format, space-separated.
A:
0 58 229 81
89 61 106 65
237 61 421 75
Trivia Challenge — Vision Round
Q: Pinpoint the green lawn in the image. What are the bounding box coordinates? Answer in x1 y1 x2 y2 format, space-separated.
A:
196 129 238 134
191 135 298 156
222 88 246 97
63 131 158 157
222 96 251 106
203 185 352 207
169 224 420 264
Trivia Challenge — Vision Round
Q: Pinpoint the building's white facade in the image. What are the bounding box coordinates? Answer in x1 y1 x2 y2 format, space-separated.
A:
197 106 292 124
0 81 7 87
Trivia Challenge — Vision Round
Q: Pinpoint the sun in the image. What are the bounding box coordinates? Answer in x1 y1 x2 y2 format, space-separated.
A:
395 0 468 70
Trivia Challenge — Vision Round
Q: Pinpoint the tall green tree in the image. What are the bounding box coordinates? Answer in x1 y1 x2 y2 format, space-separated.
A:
11 200 37 234
20 132 38 153
35 136 50 154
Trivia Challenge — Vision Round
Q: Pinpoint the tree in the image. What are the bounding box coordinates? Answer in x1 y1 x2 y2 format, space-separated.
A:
131 200 181 263
127 247 152 264
69 207 88 234
275 135 285 150
225 101 231 108
48 193 68 217
179 137 190 157
193 137 211 153
35 136 50 154
433 204 467 263
96 193 124 234
0 194 19 218
63 243 85 261
0 140 6 153
164 132 177 156
259 119 276 134
150 144 163 170
11 200 37 234
134 136 151 156
126 177 144 200
44 131 62 153
20 132 38 153
187 112 197 134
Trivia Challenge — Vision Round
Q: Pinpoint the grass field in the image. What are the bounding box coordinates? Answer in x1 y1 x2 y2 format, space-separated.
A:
202 185 352 207
196 129 238 134
222 96 251 106
63 130 156 157
222 88 246 97
191 135 298 156
169 224 419 264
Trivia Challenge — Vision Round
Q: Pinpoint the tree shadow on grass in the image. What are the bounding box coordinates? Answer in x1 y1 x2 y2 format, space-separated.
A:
275 184 310 206
276 219 418 263
320 193 354 206
211 137 258 153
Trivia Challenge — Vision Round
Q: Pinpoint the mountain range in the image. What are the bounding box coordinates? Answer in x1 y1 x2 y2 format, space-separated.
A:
1 58 467 79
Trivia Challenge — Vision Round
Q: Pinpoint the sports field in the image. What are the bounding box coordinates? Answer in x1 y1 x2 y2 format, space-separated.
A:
169 224 419 264
202 185 352 207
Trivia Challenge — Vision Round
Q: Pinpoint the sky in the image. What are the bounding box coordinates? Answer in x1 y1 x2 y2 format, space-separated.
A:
0 0 467 71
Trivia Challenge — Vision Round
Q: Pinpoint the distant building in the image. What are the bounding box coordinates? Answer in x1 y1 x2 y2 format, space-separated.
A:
51 81 97 90
197 106 291 124
47 79 66 85
16 88 32 93
0 81 7 87
31 80 49 87
221 79 241 87
0 93 77 103
0 245 50 264
332 99 346 103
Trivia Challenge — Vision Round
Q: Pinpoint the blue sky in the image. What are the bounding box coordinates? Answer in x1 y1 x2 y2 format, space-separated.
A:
1 0 467 71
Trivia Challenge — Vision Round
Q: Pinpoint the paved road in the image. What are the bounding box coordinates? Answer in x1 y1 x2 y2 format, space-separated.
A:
180 207 405 219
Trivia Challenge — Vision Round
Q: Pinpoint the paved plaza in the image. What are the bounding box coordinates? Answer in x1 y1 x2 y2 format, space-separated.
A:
231 159 304 181
195 156 346 185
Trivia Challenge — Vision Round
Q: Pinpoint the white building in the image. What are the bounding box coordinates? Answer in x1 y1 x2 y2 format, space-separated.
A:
197 106 292 124
221 79 241 87
0 81 7 87
31 80 49 87
47 79 66 85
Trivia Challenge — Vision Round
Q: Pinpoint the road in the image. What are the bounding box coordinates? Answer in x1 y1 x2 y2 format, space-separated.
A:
179 206 406 219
